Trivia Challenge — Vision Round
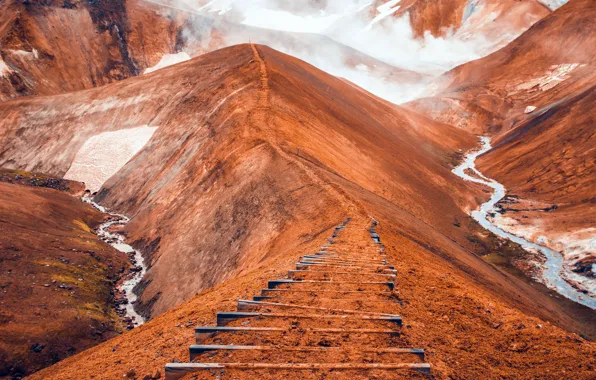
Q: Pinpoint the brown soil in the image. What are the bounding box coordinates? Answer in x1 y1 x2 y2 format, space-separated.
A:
0 175 129 378
0 168 86 196
0 0 184 100
28 214 595 379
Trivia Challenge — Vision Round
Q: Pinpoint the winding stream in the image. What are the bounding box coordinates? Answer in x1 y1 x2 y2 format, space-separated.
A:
453 137 596 309
83 196 147 327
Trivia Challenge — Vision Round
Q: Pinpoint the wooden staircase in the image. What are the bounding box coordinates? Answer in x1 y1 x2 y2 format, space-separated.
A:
165 219 431 379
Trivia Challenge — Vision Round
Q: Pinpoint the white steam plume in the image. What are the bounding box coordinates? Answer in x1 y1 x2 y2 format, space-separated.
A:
144 0 546 104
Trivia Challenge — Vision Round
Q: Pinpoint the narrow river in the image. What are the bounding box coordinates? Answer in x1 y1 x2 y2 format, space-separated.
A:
453 137 596 309
83 196 147 327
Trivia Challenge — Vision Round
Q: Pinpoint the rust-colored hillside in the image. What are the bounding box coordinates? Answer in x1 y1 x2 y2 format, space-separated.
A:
0 43 477 317
409 0 594 133
0 171 129 378
373 0 549 39
407 0 595 276
0 0 427 103
0 0 184 100
0 41 594 378
27 206 596 379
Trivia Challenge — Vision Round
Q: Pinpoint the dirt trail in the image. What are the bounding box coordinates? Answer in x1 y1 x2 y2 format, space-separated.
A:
251 44 270 108
164 217 430 379
250 44 362 216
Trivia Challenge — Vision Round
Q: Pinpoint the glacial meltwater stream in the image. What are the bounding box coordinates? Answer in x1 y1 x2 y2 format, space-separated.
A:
83 196 147 327
453 137 596 309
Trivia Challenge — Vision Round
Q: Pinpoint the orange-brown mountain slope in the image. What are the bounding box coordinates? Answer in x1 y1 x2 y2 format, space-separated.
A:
408 0 595 275
0 43 478 318
0 170 129 379
28 197 596 379
373 0 550 40
0 0 186 100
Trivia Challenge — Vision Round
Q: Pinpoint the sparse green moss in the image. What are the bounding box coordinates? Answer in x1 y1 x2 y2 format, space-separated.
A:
73 219 92 233
34 260 71 271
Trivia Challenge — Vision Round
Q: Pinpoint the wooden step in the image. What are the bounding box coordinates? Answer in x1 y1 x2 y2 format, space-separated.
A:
189 344 425 362
250 296 401 312
288 270 396 281
236 299 395 316
299 259 389 267
304 252 386 259
289 270 396 277
195 326 403 346
309 254 388 261
164 221 431 380
311 251 387 258
260 288 396 299
268 279 395 291
301 255 387 264
297 262 395 271
189 345 422 355
253 295 400 304
165 362 431 380
216 311 403 328
296 263 396 272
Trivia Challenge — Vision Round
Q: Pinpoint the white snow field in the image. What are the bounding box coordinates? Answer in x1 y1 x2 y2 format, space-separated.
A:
144 52 192 74
65 126 158 192
0 57 13 78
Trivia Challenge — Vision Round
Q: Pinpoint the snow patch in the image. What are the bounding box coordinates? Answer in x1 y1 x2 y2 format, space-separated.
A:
8 49 39 59
516 63 585 92
25 95 148 123
538 0 568 10
65 126 158 192
144 52 191 74
0 57 13 78
368 0 401 28
524 106 537 114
